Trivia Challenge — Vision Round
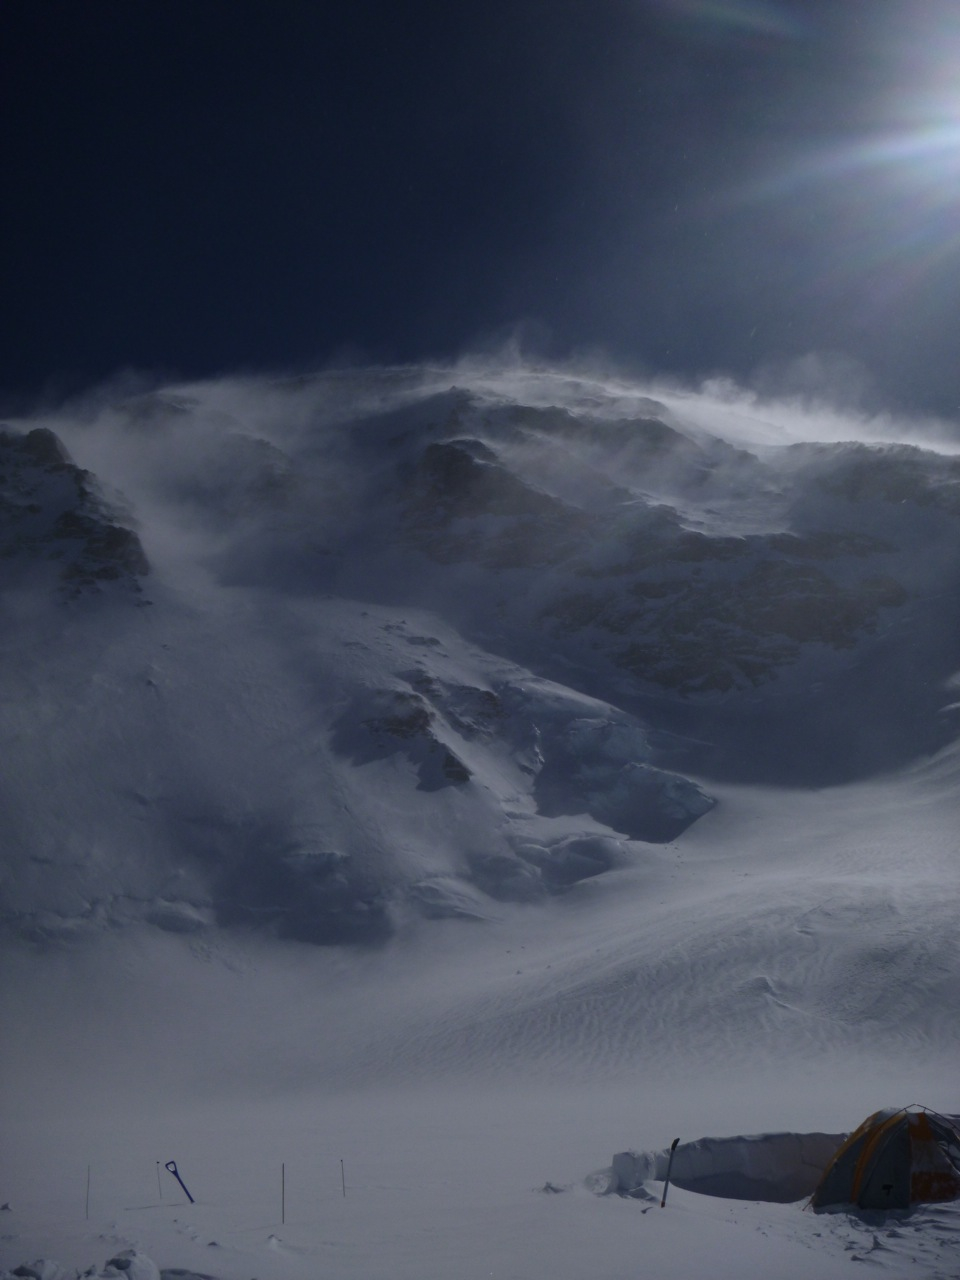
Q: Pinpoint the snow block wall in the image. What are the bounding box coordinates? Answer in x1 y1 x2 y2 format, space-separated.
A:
612 1131 846 1203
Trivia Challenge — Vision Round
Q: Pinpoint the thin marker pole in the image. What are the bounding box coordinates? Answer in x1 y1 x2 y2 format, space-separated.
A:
660 1138 680 1209
85 1165 90 1220
156 1161 163 1200
341 1158 346 1198
282 1163 285 1225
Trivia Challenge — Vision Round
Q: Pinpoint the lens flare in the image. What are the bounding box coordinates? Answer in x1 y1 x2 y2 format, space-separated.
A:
711 15 960 328
651 0 806 39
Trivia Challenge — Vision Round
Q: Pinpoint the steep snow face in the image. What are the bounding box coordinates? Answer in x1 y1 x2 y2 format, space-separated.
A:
0 584 712 946
1 365 958 947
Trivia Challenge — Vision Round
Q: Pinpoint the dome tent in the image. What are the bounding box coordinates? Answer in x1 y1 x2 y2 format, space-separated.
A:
810 1106 960 1211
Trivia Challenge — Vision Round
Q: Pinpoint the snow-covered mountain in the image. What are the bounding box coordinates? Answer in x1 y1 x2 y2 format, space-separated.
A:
2 363 960 1280
1 364 958 948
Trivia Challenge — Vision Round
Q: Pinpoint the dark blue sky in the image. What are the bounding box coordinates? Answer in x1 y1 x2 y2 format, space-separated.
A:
3 0 960 414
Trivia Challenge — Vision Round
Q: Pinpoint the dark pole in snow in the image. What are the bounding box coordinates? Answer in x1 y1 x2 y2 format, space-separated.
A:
660 1138 680 1209
85 1165 90 1220
282 1163 285 1225
156 1162 163 1200
165 1160 195 1204
341 1159 346 1198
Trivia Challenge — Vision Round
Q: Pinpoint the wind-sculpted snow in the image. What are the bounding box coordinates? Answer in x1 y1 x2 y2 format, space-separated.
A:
0 363 958 946
611 1131 845 1203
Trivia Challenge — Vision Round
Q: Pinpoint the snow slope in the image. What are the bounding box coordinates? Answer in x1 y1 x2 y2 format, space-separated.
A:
1 362 958 1278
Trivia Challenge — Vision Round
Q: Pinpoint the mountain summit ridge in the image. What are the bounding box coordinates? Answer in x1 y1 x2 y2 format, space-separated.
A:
2 365 957 946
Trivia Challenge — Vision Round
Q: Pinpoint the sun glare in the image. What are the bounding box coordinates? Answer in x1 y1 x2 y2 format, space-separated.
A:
715 10 960 315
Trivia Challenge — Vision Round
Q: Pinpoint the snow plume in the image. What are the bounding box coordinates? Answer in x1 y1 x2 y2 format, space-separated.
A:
22 350 960 526
444 345 960 450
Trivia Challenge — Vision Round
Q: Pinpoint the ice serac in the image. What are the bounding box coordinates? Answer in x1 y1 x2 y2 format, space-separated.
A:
529 713 714 841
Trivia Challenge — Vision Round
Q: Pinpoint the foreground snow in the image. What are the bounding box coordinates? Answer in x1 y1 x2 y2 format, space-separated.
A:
3 760 959 1279
4 1097 959 1280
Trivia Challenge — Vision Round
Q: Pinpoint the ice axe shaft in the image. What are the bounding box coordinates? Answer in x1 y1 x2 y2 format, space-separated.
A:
660 1137 680 1208
164 1160 195 1204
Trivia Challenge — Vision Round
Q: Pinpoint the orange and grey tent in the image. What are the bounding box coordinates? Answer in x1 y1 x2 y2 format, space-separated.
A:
809 1106 960 1211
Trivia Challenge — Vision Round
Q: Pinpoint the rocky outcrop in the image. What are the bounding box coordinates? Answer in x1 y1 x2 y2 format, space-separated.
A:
0 426 148 593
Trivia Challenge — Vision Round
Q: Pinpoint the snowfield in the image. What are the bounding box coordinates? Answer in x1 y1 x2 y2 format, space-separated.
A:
1 361 958 1278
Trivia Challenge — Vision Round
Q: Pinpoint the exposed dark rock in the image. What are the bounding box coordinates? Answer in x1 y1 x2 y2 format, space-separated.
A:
403 437 595 567
0 425 149 595
331 689 473 792
807 441 960 511
440 749 472 783
19 426 73 467
541 520 908 695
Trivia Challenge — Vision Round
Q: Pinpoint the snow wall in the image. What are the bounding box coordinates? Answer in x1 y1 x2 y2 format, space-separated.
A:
612 1131 846 1204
